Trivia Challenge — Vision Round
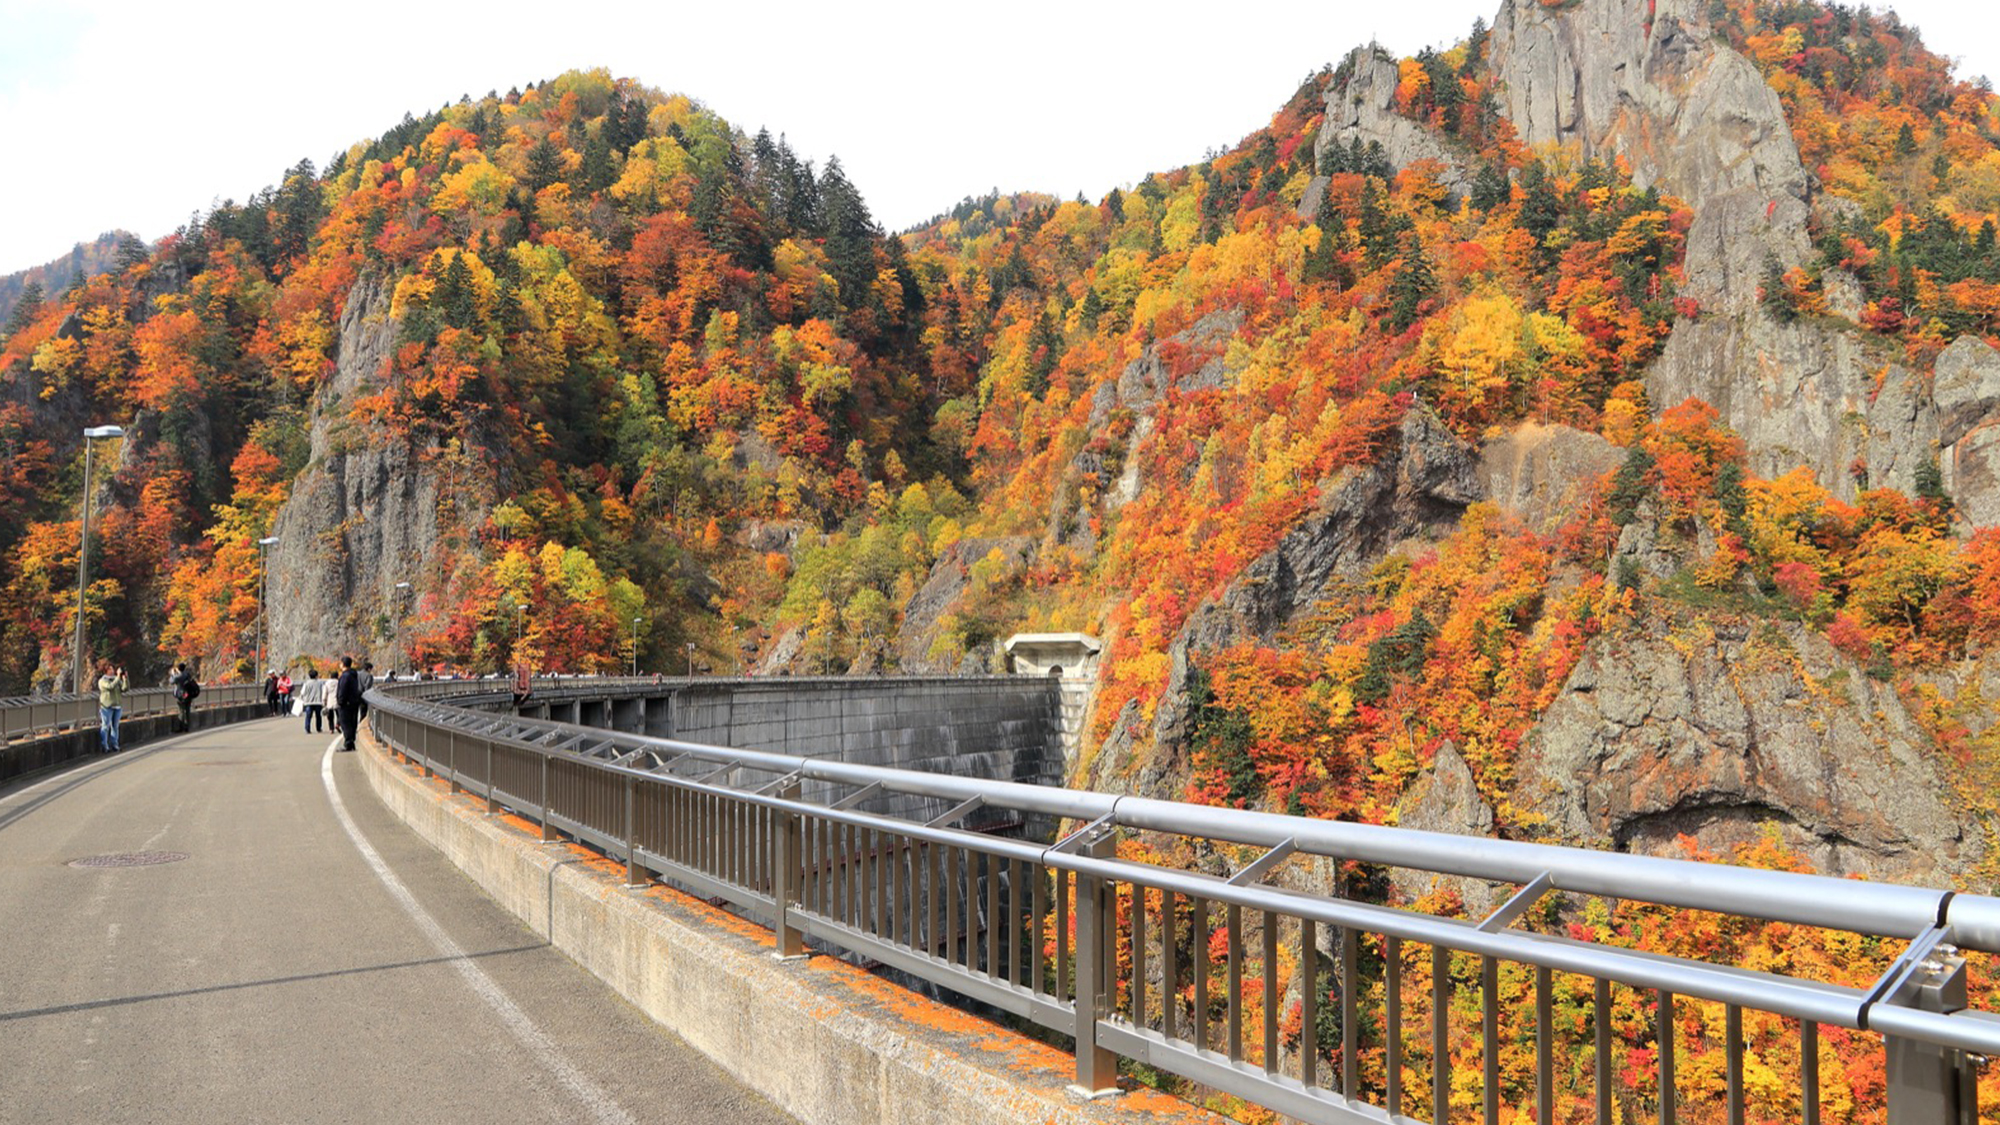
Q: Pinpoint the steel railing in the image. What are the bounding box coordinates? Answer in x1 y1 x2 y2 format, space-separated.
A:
368 678 1999 1124
0 681 271 742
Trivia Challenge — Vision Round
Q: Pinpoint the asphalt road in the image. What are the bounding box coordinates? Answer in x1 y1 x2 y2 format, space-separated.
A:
0 714 798 1125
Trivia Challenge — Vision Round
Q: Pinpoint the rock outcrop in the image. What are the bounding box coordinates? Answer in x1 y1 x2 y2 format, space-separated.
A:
1311 47 1475 203
265 274 483 667
1514 613 1981 885
1090 406 1483 793
1478 423 1623 534
1935 337 2000 526
1484 0 2000 503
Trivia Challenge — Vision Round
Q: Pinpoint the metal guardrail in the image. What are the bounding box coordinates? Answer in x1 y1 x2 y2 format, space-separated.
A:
0 682 270 742
368 678 1998 1124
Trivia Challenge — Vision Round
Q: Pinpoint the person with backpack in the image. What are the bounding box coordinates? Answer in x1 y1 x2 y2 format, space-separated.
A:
170 662 200 732
334 656 364 753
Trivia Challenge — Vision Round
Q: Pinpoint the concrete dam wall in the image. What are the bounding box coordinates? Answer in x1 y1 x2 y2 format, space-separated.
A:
520 675 1066 838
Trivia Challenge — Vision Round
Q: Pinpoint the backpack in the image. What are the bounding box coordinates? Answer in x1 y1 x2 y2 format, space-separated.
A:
178 677 200 701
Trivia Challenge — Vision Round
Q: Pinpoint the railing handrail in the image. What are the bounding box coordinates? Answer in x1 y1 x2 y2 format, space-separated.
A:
370 676 1998 1120
372 678 1982 950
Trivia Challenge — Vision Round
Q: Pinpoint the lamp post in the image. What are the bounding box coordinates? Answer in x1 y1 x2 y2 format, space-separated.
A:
514 602 527 671
257 536 280 676
685 640 695 679
629 616 641 677
73 424 124 693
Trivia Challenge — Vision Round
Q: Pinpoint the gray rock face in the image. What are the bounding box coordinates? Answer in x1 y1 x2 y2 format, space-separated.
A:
1482 0 1998 501
1935 337 2000 526
265 274 470 668
1490 0 1809 310
1478 423 1623 534
1515 614 1981 884
1313 48 1474 201
1392 740 1504 912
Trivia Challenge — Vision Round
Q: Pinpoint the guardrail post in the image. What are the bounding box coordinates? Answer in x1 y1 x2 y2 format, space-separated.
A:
623 773 646 887
773 781 805 959
485 736 499 814
1071 831 1119 1097
540 752 556 842
1885 949 1978 1124
448 729 460 794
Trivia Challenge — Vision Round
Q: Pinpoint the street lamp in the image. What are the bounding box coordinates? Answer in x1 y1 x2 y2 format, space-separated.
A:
685 640 695 679
257 536 280 676
73 424 124 693
629 616 641 677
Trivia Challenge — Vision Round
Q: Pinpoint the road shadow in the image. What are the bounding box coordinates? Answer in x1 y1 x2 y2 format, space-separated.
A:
0 942 552 1023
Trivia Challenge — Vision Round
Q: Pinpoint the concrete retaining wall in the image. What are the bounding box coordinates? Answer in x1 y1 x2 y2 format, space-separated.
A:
358 734 1221 1125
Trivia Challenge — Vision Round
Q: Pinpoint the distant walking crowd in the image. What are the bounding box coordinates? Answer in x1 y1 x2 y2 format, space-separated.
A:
87 655 385 755
264 658 375 751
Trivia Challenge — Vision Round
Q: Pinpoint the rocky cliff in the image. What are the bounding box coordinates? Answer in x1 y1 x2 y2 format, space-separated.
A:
263 274 483 669
1484 0 2000 503
1513 611 1981 884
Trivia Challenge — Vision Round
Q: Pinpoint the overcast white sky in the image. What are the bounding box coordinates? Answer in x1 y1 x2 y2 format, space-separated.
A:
2 0 1997 275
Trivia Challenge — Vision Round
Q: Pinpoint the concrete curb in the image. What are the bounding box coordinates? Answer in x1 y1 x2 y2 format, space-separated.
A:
357 735 1227 1125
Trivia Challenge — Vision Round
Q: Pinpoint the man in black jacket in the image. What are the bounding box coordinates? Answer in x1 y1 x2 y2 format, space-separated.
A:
334 656 364 753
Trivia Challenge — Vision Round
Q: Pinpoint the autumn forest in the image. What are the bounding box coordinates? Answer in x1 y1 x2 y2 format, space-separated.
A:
7 0 2000 1118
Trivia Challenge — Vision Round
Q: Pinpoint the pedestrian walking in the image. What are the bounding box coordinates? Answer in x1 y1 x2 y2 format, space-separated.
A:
95 662 128 752
335 656 364 753
264 670 280 716
171 663 201 732
357 660 375 723
168 661 197 732
277 670 294 715
301 669 325 733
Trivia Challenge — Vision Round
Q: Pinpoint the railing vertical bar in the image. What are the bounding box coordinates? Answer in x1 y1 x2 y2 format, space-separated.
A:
1433 944 1450 1125
985 850 1001 976
944 845 960 965
1387 935 1403 1116
1482 955 1499 1125
930 840 944 958
1031 862 1047 994
1342 925 1359 1098
1161 888 1179 1044
877 828 891 938
1261 910 1278 1071
1131 881 1148 1027
1595 977 1612 1125
1725 1004 1743 1125
1193 897 1210 1053
1802 1019 1820 1125
539 751 553 841
1657 990 1675 1125
1299 917 1317 1089
1055 869 1070 997
1536 964 1553 1125
1010 859 1025 986
1227 902 1243 1062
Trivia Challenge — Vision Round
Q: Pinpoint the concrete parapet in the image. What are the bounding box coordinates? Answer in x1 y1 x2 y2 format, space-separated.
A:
358 734 1225 1125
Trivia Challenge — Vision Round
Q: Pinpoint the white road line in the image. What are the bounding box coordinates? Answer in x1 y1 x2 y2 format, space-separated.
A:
318 741 636 1125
